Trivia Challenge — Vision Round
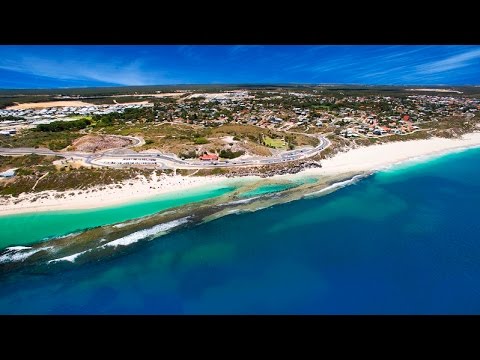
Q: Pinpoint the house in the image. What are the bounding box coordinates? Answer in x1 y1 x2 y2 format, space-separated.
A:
269 117 283 124
0 169 15 178
199 153 218 161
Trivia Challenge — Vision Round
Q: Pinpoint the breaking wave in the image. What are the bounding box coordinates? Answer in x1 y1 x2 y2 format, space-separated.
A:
0 246 53 264
304 175 366 198
101 217 190 248
48 249 92 264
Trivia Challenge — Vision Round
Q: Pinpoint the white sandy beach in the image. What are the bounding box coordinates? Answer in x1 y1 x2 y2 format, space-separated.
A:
0 173 239 216
301 132 480 177
2 132 480 216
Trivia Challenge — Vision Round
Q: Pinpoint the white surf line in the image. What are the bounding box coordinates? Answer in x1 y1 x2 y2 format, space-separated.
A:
0 246 53 264
303 174 367 198
100 217 191 248
48 249 92 264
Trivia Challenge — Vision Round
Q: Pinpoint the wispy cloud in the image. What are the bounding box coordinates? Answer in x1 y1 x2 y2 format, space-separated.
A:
417 48 480 74
0 47 166 86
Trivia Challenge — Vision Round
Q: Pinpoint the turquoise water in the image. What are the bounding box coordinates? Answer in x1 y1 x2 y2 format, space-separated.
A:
0 185 235 249
239 176 317 198
2 148 480 313
240 183 295 198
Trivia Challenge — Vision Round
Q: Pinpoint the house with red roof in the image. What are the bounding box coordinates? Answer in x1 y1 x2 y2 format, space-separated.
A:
199 153 218 161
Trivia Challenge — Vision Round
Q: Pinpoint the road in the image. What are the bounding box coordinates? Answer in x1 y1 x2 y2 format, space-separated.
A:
0 134 330 170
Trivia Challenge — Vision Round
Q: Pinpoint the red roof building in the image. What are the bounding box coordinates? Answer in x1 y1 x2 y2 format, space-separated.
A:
199 153 218 161
403 115 410 122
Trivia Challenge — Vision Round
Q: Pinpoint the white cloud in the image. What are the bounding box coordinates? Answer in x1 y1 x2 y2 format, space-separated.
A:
417 49 480 74
0 49 164 86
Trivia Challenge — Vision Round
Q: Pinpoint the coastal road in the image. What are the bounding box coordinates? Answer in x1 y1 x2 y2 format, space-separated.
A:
0 134 330 170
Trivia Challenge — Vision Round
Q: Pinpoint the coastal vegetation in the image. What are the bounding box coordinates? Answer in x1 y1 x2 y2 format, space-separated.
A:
193 137 209 145
36 118 91 132
0 129 80 150
0 156 162 196
0 154 60 172
219 149 245 159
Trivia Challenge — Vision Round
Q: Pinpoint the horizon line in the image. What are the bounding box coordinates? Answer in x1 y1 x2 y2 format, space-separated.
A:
1 83 480 91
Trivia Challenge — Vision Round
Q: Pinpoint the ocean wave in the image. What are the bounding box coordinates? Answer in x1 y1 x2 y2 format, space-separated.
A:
304 175 366 198
112 223 129 229
5 246 32 251
224 209 245 215
0 246 53 264
101 217 190 248
48 249 91 264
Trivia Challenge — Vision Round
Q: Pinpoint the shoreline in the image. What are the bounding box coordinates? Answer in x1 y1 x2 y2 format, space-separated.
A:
2 132 480 216
0 174 254 216
296 132 480 178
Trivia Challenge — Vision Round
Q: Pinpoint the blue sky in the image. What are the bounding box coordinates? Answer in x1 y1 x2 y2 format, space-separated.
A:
0 45 479 88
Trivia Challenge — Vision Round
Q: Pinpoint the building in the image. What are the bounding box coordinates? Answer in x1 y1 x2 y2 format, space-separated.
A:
0 169 15 178
0 129 16 136
199 153 218 161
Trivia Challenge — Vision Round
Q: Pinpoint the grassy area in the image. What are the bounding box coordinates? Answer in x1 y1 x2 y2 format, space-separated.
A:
385 131 431 142
424 115 480 137
0 166 163 197
263 136 286 149
354 131 431 146
354 137 381 146
210 124 266 139
0 129 81 150
193 137 209 144
193 168 228 176
0 154 60 172
65 115 93 121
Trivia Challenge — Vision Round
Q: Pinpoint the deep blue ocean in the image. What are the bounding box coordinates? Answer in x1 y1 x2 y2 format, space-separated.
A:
1 147 480 314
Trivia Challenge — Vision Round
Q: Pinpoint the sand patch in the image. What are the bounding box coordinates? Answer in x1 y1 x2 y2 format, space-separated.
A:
7 101 95 110
70 135 133 153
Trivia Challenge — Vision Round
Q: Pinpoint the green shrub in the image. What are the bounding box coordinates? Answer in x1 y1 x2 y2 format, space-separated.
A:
219 149 245 159
193 137 209 144
36 118 91 132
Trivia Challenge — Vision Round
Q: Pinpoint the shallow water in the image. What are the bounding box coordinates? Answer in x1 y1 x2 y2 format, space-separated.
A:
0 185 236 249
